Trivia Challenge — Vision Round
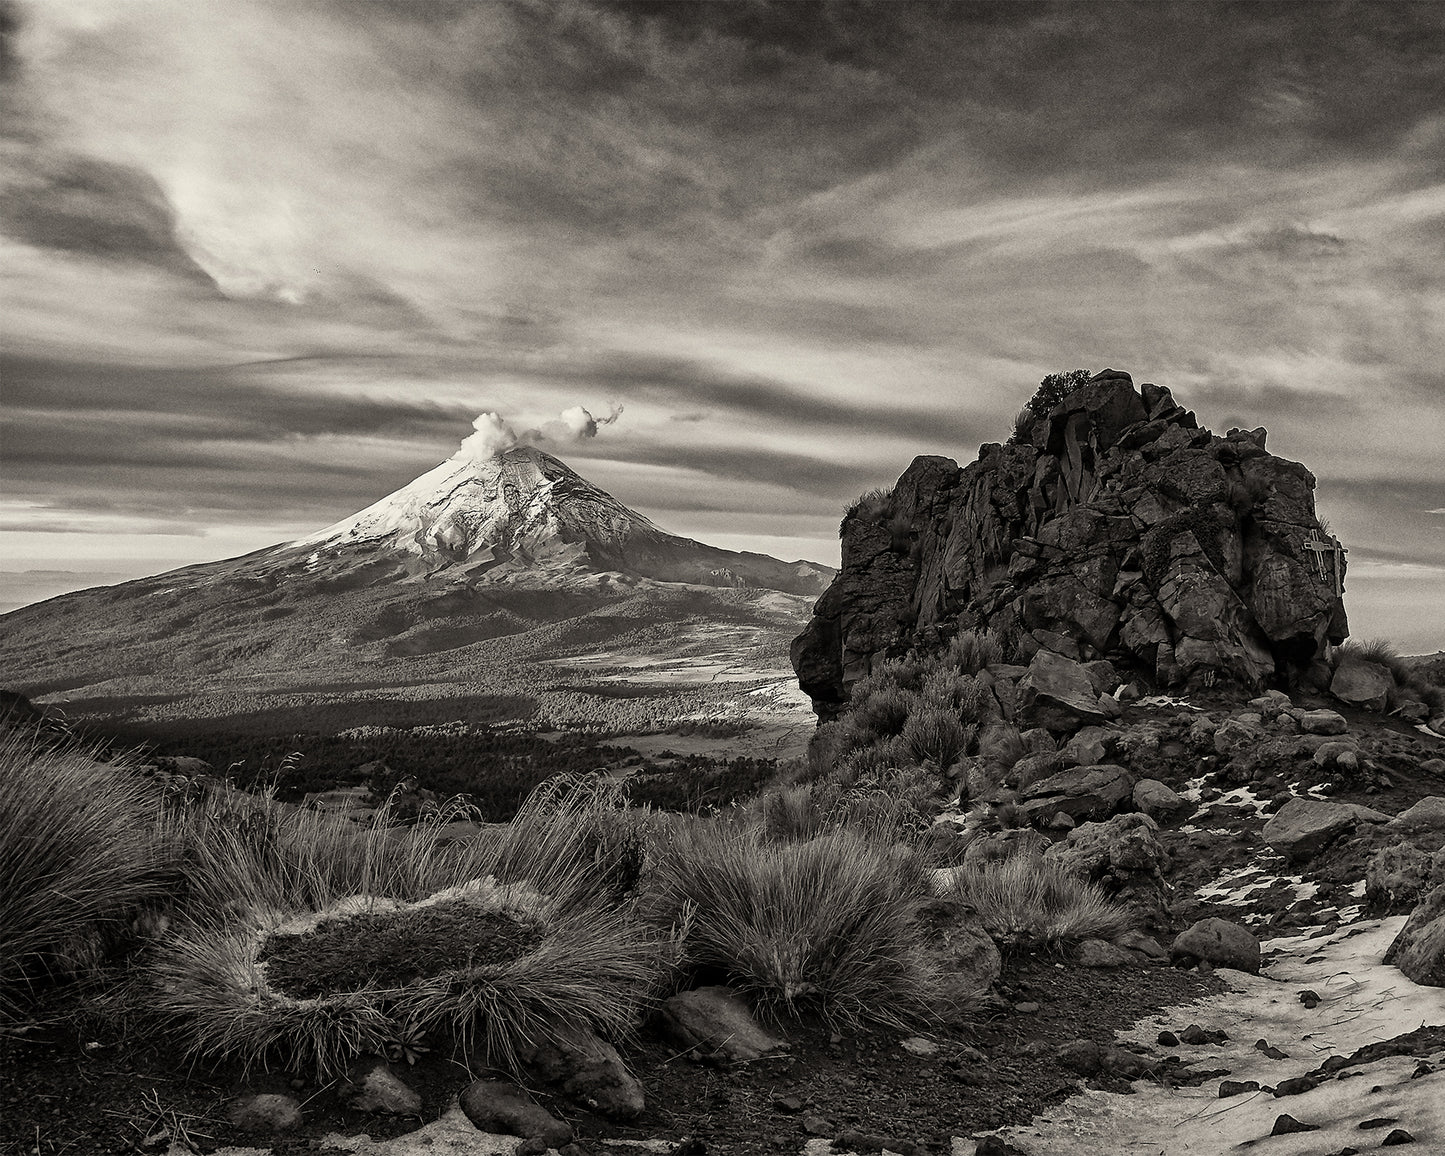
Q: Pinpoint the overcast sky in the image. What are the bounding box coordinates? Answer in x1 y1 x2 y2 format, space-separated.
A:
2 0 1443 649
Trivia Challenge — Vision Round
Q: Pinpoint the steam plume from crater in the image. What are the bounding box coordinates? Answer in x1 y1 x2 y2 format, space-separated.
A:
452 404 623 463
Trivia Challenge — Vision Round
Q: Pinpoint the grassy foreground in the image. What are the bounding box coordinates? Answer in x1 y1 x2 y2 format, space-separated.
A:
1 633 1135 1082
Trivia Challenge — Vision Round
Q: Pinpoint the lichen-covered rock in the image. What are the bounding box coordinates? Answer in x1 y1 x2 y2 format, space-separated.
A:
960 827 1049 869
1044 812 1171 929
1171 917 1260 974
346 1061 422 1116
1298 709 1348 735
1384 884 1445 986
517 1024 644 1121
792 374 1347 718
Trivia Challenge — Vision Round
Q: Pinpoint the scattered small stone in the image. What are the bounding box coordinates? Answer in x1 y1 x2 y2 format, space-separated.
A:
1359 1118 1400 1130
1180 1024 1227 1045
346 1061 422 1116
1014 1002 1040 1014
1157 1031 1179 1047
802 1116 832 1136
1078 938 1135 968
227 1093 302 1134
1274 1075 1320 1097
1410 1061 1434 1079
972 1138 1028 1156
1219 1080 1260 1097
773 1094 803 1113
459 1080 572 1149
1271 1114 1319 1135
1254 1039 1290 1060
1298 989 1321 1009
1381 1129 1416 1146
901 1036 939 1057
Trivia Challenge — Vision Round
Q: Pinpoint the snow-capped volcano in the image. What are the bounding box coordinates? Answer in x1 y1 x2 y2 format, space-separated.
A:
272 444 829 595
294 446 665 567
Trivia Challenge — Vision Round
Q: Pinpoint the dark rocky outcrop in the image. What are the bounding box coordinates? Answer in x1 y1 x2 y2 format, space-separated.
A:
792 372 1347 718
1385 883 1445 986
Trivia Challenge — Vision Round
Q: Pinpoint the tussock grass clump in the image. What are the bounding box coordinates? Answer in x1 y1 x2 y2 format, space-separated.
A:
141 777 660 1078
0 733 173 1020
945 629 1005 677
747 766 939 847
1335 637 1445 713
647 822 943 1029
942 856 1131 952
902 707 973 770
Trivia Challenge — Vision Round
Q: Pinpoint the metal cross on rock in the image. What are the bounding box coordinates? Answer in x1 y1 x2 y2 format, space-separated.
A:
1304 531 1347 599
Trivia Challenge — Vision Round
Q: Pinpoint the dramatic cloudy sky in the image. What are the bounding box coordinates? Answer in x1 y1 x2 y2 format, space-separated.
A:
2 0 1443 648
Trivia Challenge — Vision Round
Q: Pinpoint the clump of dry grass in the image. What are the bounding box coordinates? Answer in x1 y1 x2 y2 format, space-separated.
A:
137 776 661 1078
0 732 173 1021
941 856 1131 952
645 821 944 1030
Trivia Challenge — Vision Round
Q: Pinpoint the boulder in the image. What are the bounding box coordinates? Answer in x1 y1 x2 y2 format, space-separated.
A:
1062 725 1114 767
1171 917 1260 974
1016 650 1114 732
659 987 790 1064
1298 709 1348 736
1043 812 1170 929
1392 797 1445 836
1330 660 1394 712
1366 843 1444 912
517 1024 644 1120
1383 884 1445 986
1010 749 1067 790
935 920 1003 999
1132 778 1191 823
460 1080 573 1148
1214 717 1264 755
1017 764 1135 827
1262 797 1362 863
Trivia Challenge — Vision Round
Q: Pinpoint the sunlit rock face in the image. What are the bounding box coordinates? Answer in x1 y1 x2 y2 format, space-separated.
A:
792 371 1347 719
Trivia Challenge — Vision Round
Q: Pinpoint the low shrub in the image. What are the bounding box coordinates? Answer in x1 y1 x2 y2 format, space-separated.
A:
647 823 943 1029
0 733 173 1020
945 629 1005 676
901 707 974 770
941 857 1130 952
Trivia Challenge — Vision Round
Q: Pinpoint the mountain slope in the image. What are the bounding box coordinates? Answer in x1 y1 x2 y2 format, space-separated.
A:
0 444 832 729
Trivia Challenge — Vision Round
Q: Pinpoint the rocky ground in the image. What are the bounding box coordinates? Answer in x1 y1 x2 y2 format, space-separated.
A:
4 669 1444 1156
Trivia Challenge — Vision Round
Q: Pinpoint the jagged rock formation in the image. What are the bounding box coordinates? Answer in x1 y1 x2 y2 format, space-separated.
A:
793 370 1348 718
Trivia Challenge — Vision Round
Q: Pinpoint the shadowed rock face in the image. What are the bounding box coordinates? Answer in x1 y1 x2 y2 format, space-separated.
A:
792 372 1348 719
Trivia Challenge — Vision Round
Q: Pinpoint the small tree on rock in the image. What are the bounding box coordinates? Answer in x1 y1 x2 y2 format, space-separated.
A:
1008 369 1092 444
